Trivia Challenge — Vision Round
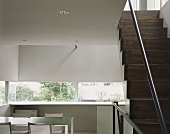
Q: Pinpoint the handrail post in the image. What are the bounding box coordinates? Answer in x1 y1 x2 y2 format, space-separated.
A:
127 0 168 134
120 115 124 134
117 111 121 134
113 103 144 134
113 105 115 134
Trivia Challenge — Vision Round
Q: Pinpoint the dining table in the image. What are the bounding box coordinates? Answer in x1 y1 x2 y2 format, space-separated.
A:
0 116 74 134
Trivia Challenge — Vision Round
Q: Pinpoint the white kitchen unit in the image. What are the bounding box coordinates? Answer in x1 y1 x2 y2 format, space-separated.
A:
97 106 113 134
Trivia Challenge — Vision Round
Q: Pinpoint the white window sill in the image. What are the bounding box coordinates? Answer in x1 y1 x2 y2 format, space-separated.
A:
10 101 125 106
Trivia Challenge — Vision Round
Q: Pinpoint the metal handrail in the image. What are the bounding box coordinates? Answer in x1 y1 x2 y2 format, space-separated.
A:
113 102 143 134
127 0 168 133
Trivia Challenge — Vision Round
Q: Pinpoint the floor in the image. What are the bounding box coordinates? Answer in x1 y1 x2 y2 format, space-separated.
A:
60 132 96 134
70 132 96 134
21 131 96 134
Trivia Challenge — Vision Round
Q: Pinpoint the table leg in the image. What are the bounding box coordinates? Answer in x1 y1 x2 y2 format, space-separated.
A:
71 118 74 134
65 125 68 134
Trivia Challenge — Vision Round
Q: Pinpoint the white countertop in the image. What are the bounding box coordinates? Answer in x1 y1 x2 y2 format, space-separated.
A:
10 101 125 106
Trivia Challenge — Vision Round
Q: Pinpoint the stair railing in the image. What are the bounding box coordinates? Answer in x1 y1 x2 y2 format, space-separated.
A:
127 0 168 133
113 102 143 134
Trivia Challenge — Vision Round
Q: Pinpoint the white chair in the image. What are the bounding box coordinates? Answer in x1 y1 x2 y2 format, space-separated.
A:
15 109 38 117
45 113 63 134
0 122 12 134
13 113 31 118
28 122 52 134
12 113 31 134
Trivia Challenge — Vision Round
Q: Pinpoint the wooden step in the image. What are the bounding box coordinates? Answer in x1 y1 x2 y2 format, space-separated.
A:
133 119 170 134
120 27 167 39
122 50 170 64
125 64 170 80
120 39 170 51
119 19 163 28
130 100 170 120
127 80 170 100
121 11 160 20
120 10 170 134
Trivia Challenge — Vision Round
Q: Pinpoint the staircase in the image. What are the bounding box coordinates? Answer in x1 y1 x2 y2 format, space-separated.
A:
119 11 170 134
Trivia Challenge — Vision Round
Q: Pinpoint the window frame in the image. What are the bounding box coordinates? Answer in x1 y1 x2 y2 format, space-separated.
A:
7 81 124 103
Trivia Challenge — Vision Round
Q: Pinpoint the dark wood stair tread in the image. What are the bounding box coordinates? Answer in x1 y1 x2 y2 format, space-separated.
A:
122 50 170 64
119 27 167 39
125 64 170 80
121 11 160 20
119 19 163 28
134 119 162 124
127 80 170 99
130 100 170 120
120 38 170 51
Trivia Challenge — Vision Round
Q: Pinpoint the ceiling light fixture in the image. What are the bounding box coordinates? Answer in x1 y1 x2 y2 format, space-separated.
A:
59 10 69 15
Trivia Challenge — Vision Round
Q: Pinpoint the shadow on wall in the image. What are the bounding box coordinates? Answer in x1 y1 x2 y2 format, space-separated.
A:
0 104 10 116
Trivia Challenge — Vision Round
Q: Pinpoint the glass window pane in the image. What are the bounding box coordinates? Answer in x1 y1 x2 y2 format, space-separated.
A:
9 82 75 102
78 82 124 102
0 81 5 104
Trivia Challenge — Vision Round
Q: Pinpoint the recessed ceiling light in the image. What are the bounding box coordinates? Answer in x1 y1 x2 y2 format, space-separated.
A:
59 10 69 15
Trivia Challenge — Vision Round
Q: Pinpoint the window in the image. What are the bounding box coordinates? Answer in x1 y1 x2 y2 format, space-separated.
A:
78 82 124 102
0 81 5 104
9 82 75 102
124 0 167 11
9 81 124 102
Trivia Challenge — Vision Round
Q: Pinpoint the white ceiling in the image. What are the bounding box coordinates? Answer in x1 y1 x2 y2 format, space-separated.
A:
0 0 126 46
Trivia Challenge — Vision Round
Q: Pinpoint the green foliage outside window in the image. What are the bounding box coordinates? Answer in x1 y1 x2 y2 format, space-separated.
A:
16 84 34 101
0 84 5 104
15 82 75 102
40 82 75 101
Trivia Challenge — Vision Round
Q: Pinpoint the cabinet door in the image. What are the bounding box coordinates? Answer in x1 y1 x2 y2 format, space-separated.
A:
97 106 113 134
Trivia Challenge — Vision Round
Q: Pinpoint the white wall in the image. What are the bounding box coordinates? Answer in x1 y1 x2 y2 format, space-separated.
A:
0 45 18 81
0 0 2 43
0 105 11 116
139 0 147 10
19 45 123 82
11 104 97 132
160 0 170 38
10 104 125 132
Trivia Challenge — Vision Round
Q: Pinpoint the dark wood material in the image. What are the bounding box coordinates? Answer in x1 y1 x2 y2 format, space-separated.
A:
130 100 170 120
121 11 160 20
119 10 170 134
119 19 163 28
120 39 170 51
127 80 170 99
120 27 167 39
133 120 170 134
125 64 170 80
122 50 170 64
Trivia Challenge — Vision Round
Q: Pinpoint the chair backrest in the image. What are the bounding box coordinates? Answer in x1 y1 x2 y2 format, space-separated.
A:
28 123 52 134
15 109 38 117
45 113 63 132
0 122 12 134
13 113 31 118
45 113 63 118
